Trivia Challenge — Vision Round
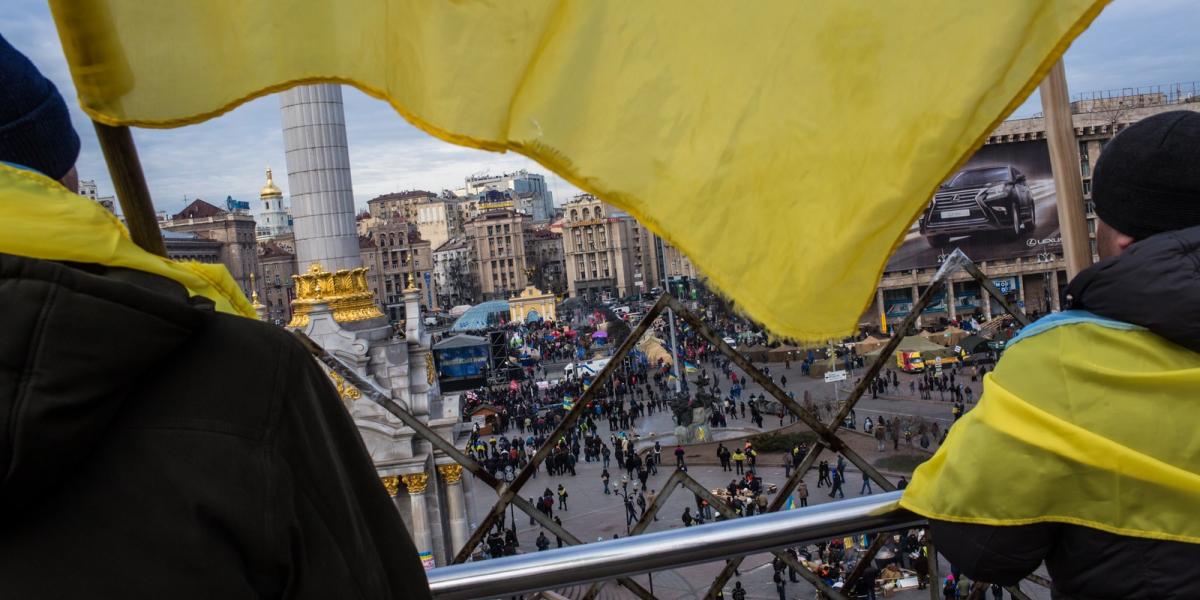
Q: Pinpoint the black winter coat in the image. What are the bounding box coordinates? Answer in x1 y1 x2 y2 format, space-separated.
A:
0 254 430 599
932 225 1200 599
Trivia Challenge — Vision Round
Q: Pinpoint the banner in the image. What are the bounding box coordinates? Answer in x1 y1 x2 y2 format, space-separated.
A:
886 140 1064 271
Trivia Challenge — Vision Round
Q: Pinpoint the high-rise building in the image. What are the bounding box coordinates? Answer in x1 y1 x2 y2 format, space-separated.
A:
458 170 554 222
256 167 292 241
561 195 661 301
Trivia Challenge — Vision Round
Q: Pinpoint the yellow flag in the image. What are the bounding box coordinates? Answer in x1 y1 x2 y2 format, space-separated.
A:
902 316 1200 543
0 164 256 319
49 0 1107 340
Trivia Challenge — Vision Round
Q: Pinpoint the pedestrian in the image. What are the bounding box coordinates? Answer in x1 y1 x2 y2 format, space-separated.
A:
674 444 686 469
898 476 909 490
783 454 793 478
682 507 695 527
773 569 787 600
860 472 873 495
797 481 809 507
557 484 568 510
601 469 611 494
829 470 845 498
732 448 746 474
553 516 564 548
875 421 886 451
536 531 550 551
731 581 747 600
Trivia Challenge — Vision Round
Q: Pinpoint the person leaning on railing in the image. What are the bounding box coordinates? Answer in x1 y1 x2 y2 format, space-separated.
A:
901 111 1200 600
0 34 429 599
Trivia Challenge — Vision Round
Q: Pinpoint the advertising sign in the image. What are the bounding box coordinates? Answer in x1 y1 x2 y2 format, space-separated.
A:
886 140 1063 271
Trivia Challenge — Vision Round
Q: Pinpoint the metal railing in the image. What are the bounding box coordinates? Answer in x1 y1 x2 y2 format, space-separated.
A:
426 492 921 600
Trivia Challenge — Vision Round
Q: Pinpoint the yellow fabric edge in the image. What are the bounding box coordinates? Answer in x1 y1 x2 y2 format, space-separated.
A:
857 0 1112 341
0 163 257 319
898 498 1200 546
69 0 1111 341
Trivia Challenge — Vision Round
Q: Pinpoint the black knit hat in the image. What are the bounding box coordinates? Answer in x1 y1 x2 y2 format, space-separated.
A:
1092 110 1200 240
0 33 80 180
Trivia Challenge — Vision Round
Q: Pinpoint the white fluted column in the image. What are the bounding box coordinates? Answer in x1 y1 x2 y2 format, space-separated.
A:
438 464 470 557
402 472 435 569
947 279 957 321
280 84 361 272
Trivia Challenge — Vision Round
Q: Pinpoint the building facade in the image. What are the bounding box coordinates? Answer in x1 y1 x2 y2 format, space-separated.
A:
359 221 436 319
458 170 554 222
160 198 259 298
411 197 463 251
561 195 661 301
78 179 116 213
525 228 566 296
432 236 476 308
257 241 298 325
462 209 531 300
866 94 1200 329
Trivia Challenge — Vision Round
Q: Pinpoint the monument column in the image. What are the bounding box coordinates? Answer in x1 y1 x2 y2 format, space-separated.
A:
438 463 470 557
402 472 435 569
280 84 361 272
947 279 957 321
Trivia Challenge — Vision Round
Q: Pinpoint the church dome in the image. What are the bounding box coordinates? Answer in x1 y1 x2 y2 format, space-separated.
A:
260 167 283 198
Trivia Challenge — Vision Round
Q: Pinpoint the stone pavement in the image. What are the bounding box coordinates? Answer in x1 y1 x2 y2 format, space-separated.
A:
461 356 1041 599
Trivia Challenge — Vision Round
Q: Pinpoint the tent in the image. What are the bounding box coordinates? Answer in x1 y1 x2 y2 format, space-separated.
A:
854 335 889 355
866 336 949 358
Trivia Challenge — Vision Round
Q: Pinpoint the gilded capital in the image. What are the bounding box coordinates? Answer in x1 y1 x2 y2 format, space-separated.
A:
438 464 463 485
380 475 401 497
402 472 429 494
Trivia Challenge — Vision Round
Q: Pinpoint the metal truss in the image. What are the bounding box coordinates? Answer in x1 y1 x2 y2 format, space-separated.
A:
298 248 1041 600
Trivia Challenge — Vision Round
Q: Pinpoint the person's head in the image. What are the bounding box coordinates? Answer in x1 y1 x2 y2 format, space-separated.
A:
1092 111 1200 259
0 34 80 191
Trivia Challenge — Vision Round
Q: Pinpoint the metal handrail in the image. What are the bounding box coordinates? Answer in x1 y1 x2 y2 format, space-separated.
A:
426 492 922 600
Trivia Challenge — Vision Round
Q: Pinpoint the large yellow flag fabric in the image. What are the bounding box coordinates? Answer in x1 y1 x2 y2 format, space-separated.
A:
49 0 1107 340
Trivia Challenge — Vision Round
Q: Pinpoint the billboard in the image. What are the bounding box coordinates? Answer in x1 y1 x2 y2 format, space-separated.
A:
432 334 490 392
885 140 1063 271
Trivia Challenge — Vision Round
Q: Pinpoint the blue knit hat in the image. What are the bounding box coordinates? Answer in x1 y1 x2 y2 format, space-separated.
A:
0 33 80 180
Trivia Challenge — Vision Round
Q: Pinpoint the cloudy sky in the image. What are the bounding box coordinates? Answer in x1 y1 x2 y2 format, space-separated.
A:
3 1 1197 218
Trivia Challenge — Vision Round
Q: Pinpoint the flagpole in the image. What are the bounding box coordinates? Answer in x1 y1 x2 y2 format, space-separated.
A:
1039 59 1091 279
93 122 166 257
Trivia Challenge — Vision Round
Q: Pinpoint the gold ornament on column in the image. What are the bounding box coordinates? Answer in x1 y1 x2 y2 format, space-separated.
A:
288 262 384 327
380 475 401 497
437 464 463 485
402 472 429 494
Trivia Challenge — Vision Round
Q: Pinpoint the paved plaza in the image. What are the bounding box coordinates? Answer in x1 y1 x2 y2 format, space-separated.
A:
458 357 1055 599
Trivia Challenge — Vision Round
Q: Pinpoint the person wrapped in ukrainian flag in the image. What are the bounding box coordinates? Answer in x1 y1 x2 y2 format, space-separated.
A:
901 111 1200 600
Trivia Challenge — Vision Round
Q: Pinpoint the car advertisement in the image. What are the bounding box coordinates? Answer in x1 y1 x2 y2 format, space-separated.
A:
886 139 1063 271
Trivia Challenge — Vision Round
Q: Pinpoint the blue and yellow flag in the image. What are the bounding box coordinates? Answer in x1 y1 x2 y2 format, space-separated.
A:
49 0 1106 339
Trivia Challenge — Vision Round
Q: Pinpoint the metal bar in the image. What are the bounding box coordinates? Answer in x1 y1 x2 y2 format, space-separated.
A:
1025 573 1053 589
581 469 689 600
427 492 921 600
91 122 166 257
925 532 940 600
297 332 657 598
844 532 890 589
958 258 1032 327
829 279 944 430
454 294 670 564
662 295 894 490
1007 583 1034 600
676 472 847 600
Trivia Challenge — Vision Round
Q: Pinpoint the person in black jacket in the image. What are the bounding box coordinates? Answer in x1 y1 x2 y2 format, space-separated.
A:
0 34 428 599
927 111 1200 599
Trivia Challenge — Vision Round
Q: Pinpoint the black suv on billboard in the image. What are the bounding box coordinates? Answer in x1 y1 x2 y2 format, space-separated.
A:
918 166 1036 247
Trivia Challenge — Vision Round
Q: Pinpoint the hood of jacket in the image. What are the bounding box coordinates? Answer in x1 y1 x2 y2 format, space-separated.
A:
0 254 205 513
1065 224 1200 353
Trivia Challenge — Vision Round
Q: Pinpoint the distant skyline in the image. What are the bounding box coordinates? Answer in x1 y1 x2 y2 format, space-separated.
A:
4 0 1198 217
